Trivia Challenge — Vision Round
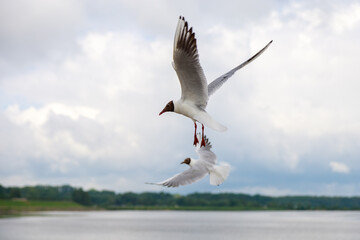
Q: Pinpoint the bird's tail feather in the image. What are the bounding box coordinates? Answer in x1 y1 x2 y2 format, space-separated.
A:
193 111 227 132
209 164 230 186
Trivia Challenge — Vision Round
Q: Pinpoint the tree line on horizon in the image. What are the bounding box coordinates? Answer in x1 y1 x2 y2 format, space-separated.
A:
1 184 359 210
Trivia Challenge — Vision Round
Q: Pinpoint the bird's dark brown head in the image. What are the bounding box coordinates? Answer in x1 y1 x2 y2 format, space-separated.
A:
181 157 191 165
159 101 174 115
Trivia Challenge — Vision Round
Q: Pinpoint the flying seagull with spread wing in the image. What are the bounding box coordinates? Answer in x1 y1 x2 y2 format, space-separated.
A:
159 16 272 147
147 134 230 187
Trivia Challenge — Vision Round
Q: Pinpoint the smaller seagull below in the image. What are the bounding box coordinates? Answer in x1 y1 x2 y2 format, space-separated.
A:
147 134 230 187
159 16 272 147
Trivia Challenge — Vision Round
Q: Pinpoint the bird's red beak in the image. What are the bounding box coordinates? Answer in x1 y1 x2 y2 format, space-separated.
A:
159 108 166 115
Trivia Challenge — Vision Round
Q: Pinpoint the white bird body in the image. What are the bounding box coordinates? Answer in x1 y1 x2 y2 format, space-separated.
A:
159 16 272 146
173 99 199 120
147 135 230 187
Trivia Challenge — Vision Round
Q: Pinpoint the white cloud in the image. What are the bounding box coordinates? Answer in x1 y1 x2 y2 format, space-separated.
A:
5 103 99 126
330 161 350 174
0 27 188 191
331 3 360 33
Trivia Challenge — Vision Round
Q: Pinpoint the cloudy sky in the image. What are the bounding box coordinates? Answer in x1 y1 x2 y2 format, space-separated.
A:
1 0 360 196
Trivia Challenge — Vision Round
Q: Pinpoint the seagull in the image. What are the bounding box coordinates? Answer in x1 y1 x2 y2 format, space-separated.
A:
159 16 272 147
147 134 230 187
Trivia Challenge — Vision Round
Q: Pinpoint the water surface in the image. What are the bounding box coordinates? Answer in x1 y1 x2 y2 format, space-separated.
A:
1 211 359 240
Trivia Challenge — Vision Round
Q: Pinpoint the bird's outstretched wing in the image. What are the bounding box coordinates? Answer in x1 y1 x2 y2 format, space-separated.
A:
208 40 273 96
173 16 208 108
195 134 217 165
147 165 207 188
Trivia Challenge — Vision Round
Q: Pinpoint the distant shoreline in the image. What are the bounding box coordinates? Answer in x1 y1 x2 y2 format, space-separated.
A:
1 199 360 218
1 184 360 217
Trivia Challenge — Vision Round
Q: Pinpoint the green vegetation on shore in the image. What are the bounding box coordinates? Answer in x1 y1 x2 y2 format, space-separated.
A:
0 199 89 217
1 184 359 217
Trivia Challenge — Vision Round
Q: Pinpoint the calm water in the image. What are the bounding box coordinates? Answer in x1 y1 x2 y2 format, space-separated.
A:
1 211 360 240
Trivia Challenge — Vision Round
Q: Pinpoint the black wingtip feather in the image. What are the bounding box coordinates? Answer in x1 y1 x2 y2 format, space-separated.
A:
175 16 198 59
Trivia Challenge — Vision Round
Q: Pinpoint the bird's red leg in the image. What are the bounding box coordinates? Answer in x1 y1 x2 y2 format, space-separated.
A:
193 122 199 146
201 124 206 147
